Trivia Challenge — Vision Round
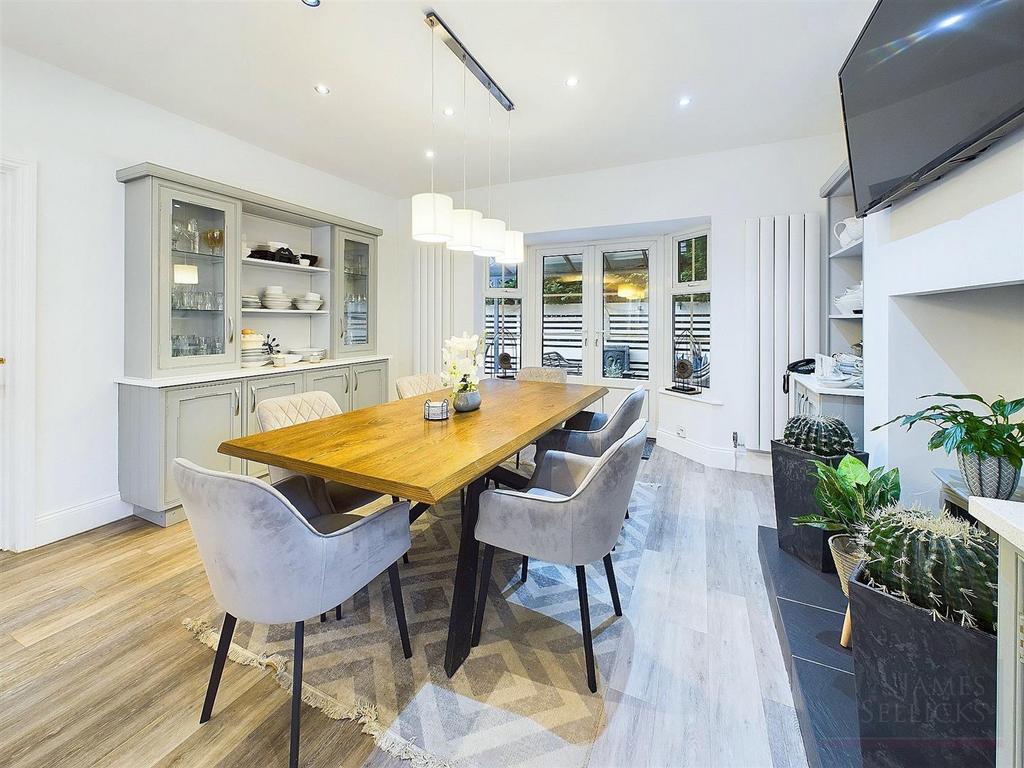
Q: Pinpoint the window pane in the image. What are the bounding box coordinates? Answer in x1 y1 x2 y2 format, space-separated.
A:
542 253 584 376
602 249 649 380
488 258 518 290
677 238 692 283
677 235 708 283
484 297 521 377
672 292 711 389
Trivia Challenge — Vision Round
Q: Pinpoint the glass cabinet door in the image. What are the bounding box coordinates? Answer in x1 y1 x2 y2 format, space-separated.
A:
336 231 375 351
159 187 238 368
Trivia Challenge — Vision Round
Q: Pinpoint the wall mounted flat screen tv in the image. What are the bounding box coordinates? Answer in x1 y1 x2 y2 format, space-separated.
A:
840 0 1024 216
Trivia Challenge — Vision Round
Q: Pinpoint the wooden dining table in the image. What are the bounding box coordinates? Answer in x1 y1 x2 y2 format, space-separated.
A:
218 377 607 677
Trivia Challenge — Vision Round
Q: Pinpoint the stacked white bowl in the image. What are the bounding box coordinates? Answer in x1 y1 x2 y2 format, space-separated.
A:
240 332 269 368
262 286 292 310
241 293 262 309
294 291 323 311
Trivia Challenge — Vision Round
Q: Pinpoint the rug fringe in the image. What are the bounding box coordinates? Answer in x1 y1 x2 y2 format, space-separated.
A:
183 618 456 768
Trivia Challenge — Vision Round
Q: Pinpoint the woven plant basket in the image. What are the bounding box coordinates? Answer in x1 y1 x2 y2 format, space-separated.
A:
829 534 864 598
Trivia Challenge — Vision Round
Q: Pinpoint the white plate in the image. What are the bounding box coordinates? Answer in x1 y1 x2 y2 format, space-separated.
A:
241 360 270 368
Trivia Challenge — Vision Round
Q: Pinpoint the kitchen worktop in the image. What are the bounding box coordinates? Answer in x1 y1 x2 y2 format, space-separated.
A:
115 354 390 388
791 372 864 398
969 496 1024 552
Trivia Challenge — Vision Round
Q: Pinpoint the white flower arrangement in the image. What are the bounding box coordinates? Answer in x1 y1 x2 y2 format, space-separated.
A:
442 333 485 394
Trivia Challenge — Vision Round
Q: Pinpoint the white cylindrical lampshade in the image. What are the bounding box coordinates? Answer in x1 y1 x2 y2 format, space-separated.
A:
173 264 199 284
473 217 506 258
496 229 524 264
411 192 454 243
448 208 483 252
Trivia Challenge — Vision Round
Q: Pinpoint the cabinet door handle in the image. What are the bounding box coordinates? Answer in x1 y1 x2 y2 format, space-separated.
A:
233 388 240 416
250 384 256 413
343 372 349 394
354 371 359 391
228 317 234 344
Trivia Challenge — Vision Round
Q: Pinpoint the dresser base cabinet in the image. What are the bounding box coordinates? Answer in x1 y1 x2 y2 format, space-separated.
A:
118 359 388 526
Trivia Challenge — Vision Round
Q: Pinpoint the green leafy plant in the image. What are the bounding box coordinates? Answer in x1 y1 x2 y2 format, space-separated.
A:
792 454 901 536
858 505 997 632
875 392 1024 470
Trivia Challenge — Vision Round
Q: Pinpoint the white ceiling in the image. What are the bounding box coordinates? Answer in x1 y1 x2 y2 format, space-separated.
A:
0 0 875 198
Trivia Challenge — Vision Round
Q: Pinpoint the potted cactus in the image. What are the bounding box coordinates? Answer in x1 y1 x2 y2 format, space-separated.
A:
850 506 997 768
771 415 867 571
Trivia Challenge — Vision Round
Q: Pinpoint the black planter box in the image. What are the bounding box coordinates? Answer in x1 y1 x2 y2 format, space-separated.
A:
770 441 868 572
849 562 996 768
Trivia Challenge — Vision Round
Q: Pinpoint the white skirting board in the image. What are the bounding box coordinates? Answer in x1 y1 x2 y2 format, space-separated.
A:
656 428 772 475
31 493 132 550
747 212 820 451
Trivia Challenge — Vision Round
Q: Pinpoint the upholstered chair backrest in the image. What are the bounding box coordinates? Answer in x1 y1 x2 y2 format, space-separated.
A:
395 372 446 399
598 386 646 451
255 391 342 483
516 366 568 384
173 458 327 625
570 419 648 562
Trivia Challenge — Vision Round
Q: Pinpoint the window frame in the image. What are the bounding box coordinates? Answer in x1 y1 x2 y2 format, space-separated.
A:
672 227 711 293
482 258 524 377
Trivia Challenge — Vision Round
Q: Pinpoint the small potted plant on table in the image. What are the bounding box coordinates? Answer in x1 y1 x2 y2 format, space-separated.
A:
850 505 997 768
876 392 1023 499
771 415 866 570
792 454 900 646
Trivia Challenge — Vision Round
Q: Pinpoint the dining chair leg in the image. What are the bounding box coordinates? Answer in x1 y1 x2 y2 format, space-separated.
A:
335 604 342 620
290 621 304 768
521 555 529 582
460 487 465 512
403 553 410 565
515 451 521 468
576 566 597 693
388 561 413 659
471 544 495 647
200 612 237 724
320 613 327 622
603 553 622 616
625 509 629 520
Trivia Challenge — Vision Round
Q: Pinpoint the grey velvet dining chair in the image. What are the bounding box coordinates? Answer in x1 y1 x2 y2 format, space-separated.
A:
173 458 413 768
509 366 569 469
513 385 647 581
471 418 648 692
256 391 408 579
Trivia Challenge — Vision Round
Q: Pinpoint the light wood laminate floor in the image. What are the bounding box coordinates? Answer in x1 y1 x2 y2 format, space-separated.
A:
0 448 806 768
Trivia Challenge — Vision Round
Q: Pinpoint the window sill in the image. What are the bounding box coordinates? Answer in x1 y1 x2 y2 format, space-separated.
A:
659 388 724 406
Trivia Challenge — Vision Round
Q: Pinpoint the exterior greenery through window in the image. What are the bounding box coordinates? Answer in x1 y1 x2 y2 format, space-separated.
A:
677 234 708 284
484 259 521 377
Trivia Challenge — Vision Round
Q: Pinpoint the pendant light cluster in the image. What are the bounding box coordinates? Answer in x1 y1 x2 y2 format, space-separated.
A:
411 14 522 264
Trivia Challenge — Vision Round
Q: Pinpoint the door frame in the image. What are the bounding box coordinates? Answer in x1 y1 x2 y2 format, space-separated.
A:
1 158 38 551
527 235 660 426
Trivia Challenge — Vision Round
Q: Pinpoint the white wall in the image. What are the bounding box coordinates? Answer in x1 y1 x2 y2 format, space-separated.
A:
863 129 1024 505
407 133 846 472
1 49 413 547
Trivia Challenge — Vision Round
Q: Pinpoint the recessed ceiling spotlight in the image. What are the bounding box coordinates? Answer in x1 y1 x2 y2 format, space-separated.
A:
443 107 455 117
313 83 330 95
678 96 692 107
565 75 579 88
301 0 320 7
425 149 435 159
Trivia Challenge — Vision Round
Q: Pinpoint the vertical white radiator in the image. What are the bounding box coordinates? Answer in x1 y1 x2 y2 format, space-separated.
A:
413 244 454 375
747 212 820 450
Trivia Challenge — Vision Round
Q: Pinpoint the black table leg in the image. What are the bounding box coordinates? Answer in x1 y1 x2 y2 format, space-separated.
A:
486 465 529 491
444 475 487 677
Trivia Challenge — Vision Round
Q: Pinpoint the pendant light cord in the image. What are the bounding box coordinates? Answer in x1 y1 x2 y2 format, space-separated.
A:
507 108 512 230
461 64 468 208
429 23 435 195
486 96 492 217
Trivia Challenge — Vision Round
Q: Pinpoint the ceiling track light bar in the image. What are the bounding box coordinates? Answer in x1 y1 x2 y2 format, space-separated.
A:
424 11 514 112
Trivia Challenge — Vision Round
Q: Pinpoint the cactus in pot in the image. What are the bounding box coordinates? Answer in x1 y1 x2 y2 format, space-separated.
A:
858 505 997 632
783 414 855 456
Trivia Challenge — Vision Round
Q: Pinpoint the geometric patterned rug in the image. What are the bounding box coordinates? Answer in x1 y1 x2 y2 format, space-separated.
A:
185 480 659 768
